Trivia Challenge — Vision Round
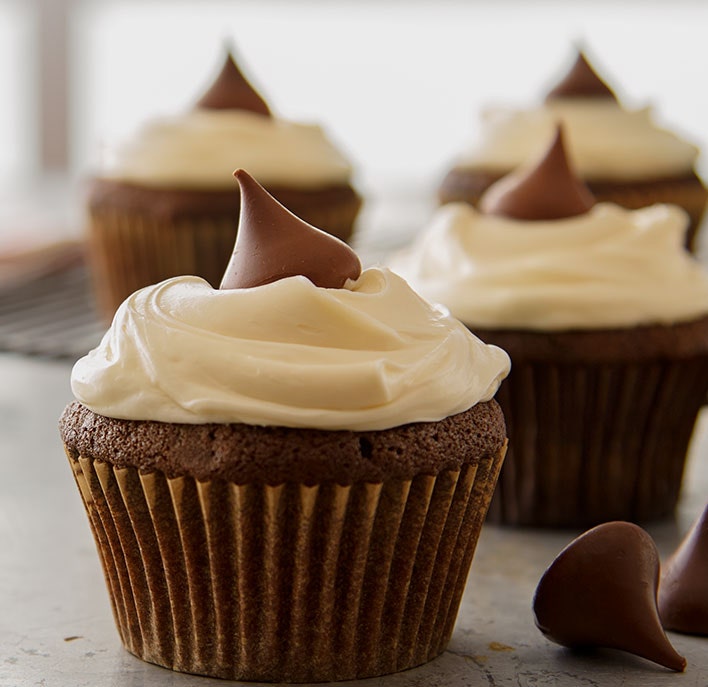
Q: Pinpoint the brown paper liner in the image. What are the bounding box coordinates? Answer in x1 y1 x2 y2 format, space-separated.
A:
87 195 361 323
438 167 707 252
67 444 505 682
487 358 708 527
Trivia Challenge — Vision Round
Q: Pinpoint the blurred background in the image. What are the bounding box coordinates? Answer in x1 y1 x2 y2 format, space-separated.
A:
0 0 706 248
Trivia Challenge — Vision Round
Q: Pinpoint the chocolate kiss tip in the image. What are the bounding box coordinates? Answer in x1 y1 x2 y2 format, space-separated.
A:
195 50 271 116
546 49 616 101
220 170 361 290
479 125 595 221
533 521 687 672
659 503 708 636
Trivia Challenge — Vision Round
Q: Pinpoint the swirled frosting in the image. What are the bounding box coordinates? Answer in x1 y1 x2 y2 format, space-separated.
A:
456 101 699 181
390 202 708 330
98 109 353 189
71 268 510 430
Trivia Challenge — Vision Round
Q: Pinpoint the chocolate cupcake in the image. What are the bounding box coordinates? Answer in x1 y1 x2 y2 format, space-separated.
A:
87 49 362 321
439 50 707 251
393 128 708 528
60 171 510 681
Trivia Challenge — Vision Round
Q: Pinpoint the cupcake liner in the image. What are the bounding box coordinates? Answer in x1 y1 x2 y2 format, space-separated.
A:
488 358 708 527
67 444 506 682
87 195 361 323
438 168 707 252
87 210 237 322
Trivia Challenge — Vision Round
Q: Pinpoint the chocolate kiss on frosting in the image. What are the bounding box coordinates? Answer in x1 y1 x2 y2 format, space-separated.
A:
220 170 361 290
659 503 708 636
479 126 596 221
545 50 617 100
533 522 686 672
195 50 271 116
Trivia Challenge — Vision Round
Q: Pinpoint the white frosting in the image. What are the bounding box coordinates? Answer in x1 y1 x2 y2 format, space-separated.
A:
390 203 708 330
98 109 353 189
457 100 699 181
71 268 510 430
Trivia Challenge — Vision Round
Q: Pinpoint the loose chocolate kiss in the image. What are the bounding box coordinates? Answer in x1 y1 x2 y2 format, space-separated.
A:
479 125 595 221
545 49 617 101
533 521 686 672
659 502 708 636
195 49 271 115
220 170 361 290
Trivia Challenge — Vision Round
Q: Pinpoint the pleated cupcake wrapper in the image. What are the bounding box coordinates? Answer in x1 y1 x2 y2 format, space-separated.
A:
488 358 708 528
87 210 238 322
67 445 505 682
88 199 360 323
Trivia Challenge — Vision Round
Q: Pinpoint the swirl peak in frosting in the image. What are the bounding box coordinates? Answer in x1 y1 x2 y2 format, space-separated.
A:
479 125 595 221
545 49 616 101
195 49 271 116
220 170 361 289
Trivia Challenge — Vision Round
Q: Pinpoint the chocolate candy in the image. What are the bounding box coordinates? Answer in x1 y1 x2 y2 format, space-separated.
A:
533 521 686 672
220 170 361 290
545 50 616 101
659 503 708 635
195 49 271 115
479 126 595 221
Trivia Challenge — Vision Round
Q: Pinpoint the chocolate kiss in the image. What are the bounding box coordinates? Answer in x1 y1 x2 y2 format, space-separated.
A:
479 126 595 221
220 170 361 290
545 50 617 100
659 503 708 635
195 50 271 116
533 522 686 672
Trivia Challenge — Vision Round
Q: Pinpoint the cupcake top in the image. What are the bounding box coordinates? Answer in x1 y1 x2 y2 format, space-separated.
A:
97 51 353 189
455 51 699 181
392 128 708 331
72 171 510 431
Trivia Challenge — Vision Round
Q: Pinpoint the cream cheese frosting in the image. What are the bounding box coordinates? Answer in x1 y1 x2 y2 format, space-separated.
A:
71 267 510 430
390 202 708 331
457 100 699 181
98 109 353 189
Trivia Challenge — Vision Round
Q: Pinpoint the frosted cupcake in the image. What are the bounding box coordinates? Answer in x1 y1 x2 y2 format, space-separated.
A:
394 128 708 527
439 50 707 251
87 49 361 320
61 171 510 681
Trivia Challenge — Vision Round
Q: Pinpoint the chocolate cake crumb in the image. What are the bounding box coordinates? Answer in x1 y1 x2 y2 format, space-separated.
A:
59 401 506 484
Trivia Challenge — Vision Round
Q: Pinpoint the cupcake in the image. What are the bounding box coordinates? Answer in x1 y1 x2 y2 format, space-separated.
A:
393 127 708 528
438 50 707 252
60 171 510 681
87 49 362 320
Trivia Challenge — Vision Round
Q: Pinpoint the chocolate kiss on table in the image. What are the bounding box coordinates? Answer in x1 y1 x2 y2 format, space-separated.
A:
533 521 687 672
479 126 596 221
659 503 708 635
220 170 361 290
545 50 617 101
195 50 271 116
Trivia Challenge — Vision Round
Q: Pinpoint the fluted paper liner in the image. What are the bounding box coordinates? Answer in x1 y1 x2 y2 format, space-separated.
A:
67 445 505 682
488 358 708 527
88 195 361 322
